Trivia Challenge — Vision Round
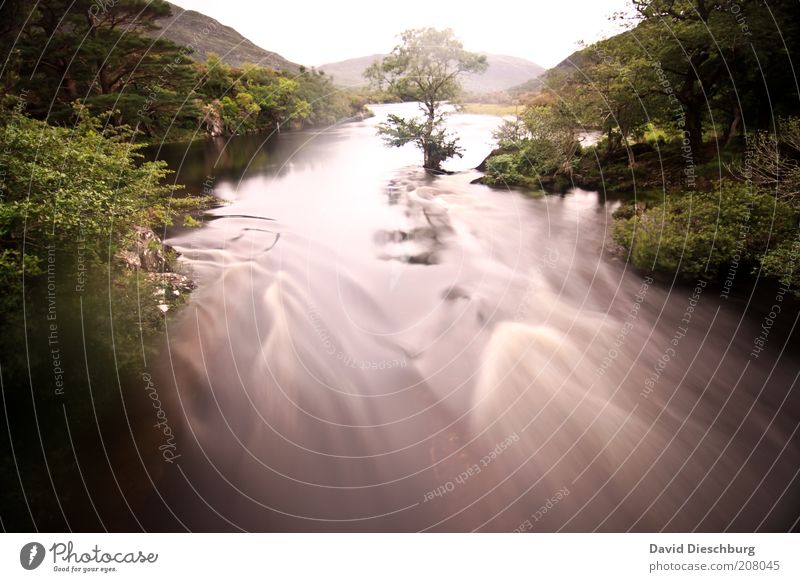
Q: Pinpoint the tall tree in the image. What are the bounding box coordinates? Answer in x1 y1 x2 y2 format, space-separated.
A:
366 28 487 170
1 0 196 132
558 34 662 167
629 0 799 155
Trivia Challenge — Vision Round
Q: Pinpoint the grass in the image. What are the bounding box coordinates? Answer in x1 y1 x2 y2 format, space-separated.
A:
460 103 520 116
641 122 679 142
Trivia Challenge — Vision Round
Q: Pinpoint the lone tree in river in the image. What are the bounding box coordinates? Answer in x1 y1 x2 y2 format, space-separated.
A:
365 28 487 171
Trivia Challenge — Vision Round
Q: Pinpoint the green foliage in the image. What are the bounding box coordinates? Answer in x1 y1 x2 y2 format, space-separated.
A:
0 106 183 303
377 113 463 169
483 153 530 187
296 70 357 126
183 215 203 228
365 28 487 106
523 1 800 161
738 117 800 206
760 239 800 296
198 53 235 99
613 183 797 279
367 28 487 170
196 56 356 135
628 1 800 154
485 105 581 185
2 0 196 133
492 118 530 150
0 5 364 141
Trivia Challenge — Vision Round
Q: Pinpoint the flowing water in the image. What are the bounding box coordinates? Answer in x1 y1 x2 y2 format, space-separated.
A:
137 103 800 532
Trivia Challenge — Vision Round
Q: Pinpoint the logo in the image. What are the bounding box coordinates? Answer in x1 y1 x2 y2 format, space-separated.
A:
20 542 46 570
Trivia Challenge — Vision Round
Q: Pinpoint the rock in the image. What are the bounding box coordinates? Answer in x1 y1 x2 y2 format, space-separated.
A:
147 272 197 312
113 227 198 314
202 101 224 137
147 272 197 294
476 148 503 172
134 226 172 272
115 226 175 273
116 249 141 270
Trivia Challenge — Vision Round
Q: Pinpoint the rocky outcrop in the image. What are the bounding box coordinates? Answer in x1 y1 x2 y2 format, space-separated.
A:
201 101 224 137
116 226 175 272
148 272 197 313
475 148 503 172
116 226 196 313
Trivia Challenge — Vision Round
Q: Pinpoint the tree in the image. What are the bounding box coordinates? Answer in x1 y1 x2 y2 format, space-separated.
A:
1 0 197 132
365 28 487 170
566 36 661 167
627 0 800 156
484 104 582 187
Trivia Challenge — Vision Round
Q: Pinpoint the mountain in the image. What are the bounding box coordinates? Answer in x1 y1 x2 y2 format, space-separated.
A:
317 55 385 88
150 2 300 71
463 54 545 94
319 54 545 94
508 29 637 97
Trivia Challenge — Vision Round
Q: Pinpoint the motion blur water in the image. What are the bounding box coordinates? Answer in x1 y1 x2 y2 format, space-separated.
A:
145 103 799 531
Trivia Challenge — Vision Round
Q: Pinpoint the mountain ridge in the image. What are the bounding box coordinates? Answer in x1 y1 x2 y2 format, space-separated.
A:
149 2 300 71
319 53 545 94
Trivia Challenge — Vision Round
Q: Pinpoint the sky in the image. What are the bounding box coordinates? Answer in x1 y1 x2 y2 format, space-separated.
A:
170 0 635 69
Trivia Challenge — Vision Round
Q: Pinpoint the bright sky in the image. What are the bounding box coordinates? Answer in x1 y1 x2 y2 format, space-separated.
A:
170 0 634 68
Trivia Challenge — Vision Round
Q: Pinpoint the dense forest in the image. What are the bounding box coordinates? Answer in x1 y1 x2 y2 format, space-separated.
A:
481 0 800 292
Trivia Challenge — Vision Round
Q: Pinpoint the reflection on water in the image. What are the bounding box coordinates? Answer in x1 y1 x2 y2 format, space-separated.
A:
135 103 800 532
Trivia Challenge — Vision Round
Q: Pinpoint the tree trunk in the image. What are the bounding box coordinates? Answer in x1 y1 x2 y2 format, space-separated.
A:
423 103 437 170
684 105 703 161
622 134 636 168
63 75 78 100
603 131 622 163
724 108 742 148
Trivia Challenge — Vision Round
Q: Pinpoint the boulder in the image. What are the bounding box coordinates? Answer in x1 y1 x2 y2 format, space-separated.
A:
115 226 175 273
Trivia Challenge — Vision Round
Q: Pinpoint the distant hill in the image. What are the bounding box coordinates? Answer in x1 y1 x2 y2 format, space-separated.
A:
319 53 545 94
463 55 545 94
508 54 581 96
317 55 385 88
150 2 300 71
509 30 637 97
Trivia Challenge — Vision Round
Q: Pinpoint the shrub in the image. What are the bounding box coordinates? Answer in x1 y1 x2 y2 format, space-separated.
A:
484 153 527 186
0 105 177 304
613 182 797 279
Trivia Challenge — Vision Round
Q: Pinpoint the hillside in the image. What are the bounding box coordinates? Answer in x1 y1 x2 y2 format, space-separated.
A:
319 53 544 93
508 29 637 97
317 55 385 88
150 2 300 71
507 53 582 96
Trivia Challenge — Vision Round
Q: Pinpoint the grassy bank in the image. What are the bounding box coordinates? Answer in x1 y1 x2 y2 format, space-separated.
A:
461 103 520 116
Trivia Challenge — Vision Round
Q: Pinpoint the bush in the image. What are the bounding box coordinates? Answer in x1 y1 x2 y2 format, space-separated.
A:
484 153 527 186
0 105 178 304
613 183 797 279
483 104 581 187
761 238 800 296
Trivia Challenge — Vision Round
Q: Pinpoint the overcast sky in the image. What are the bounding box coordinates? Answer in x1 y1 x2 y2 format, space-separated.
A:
170 0 635 68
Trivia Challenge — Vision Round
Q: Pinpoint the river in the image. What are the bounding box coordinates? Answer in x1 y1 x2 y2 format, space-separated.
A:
135 102 800 532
